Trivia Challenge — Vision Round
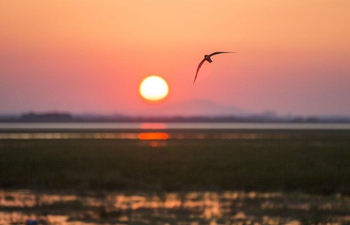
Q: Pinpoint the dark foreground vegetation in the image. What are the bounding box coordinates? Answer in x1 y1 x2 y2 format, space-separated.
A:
1 129 350 195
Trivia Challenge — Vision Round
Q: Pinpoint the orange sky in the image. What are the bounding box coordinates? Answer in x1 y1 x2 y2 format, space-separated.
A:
0 0 349 116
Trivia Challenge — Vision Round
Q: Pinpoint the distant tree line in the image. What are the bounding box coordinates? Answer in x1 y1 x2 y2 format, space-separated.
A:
20 112 73 122
0 112 350 123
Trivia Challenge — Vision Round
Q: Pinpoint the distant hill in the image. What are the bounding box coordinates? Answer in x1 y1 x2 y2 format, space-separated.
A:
165 99 249 116
126 99 249 117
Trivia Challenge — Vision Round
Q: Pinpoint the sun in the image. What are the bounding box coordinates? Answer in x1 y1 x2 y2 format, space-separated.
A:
139 75 169 102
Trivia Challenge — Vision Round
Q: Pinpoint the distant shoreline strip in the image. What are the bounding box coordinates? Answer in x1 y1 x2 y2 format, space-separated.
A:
0 131 346 140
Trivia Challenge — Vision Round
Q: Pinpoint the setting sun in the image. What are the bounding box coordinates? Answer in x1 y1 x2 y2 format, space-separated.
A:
139 75 169 102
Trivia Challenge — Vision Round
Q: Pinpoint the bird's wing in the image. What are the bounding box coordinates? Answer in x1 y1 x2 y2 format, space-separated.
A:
193 58 206 84
209 51 235 57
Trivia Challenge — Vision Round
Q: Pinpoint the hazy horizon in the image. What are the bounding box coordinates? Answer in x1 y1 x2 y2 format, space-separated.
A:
1 98 350 119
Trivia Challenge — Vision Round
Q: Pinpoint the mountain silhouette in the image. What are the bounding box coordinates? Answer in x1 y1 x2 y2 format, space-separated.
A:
130 99 249 117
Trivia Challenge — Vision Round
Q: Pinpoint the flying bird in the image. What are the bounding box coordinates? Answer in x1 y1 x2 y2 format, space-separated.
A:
193 51 235 84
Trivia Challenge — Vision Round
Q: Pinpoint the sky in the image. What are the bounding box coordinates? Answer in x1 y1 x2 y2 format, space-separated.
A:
0 0 349 116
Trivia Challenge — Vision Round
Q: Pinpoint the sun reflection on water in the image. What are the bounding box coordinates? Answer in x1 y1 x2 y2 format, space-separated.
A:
137 132 169 147
138 132 169 140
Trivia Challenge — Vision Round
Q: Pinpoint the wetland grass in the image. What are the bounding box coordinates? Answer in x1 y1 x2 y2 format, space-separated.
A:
1 129 350 194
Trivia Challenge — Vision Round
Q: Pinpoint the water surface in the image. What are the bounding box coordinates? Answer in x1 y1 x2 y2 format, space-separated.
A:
1 122 350 130
1 190 349 225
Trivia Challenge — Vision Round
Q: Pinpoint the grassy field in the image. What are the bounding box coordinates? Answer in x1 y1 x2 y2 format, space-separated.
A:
1 129 350 194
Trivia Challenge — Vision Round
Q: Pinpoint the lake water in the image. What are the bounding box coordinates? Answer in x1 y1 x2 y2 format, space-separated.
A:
1 122 350 130
1 122 349 140
1 189 349 225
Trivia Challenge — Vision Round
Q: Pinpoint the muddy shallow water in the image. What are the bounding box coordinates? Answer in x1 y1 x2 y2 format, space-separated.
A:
1 190 350 225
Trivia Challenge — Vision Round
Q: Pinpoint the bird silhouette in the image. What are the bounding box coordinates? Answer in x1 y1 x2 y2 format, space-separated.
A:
193 51 235 84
